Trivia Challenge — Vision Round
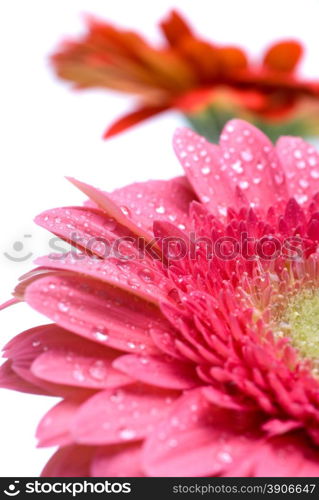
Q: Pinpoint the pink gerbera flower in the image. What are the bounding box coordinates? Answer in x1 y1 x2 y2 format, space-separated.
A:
3 120 319 476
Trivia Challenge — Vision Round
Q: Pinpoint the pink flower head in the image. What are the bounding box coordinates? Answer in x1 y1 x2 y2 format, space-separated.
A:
3 120 319 476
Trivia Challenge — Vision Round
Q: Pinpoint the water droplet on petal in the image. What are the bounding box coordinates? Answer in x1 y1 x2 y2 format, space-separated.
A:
138 268 154 283
240 150 253 162
201 196 210 204
119 428 136 440
201 166 211 176
239 181 249 190
217 451 233 464
89 360 107 381
120 206 131 216
299 179 309 189
58 301 69 313
93 330 109 342
155 206 166 214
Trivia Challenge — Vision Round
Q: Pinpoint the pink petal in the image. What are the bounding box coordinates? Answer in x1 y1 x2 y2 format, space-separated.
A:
32 348 132 390
67 177 152 241
41 445 94 477
113 354 199 390
71 384 179 445
36 399 83 447
143 389 261 477
109 176 194 233
68 176 194 241
219 119 288 207
25 274 170 355
35 253 171 305
91 443 144 477
0 360 48 395
203 386 254 411
0 298 20 311
173 128 234 215
5 323 129 389
7 322 131 390
253 435 319 477
276 136 319 204
35 206 143 259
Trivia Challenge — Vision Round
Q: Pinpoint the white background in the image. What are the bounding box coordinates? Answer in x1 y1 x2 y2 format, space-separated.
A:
0 0 319 476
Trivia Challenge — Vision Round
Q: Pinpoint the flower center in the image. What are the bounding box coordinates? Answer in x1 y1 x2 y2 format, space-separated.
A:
278 288 319 365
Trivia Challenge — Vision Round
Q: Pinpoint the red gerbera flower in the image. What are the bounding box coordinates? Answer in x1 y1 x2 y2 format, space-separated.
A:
3 120 319 476
51 10 319 141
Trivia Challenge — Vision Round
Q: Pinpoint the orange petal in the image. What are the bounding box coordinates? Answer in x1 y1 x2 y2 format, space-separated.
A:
218 46 248 72
103 105 169 138
160 10 193 46
263 40 303 73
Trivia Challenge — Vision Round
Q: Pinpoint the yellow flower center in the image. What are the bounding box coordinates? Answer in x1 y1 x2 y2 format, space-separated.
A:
278 288 319 364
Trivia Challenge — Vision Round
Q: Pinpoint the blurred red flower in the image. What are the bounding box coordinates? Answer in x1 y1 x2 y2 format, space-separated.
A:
52 10 319 140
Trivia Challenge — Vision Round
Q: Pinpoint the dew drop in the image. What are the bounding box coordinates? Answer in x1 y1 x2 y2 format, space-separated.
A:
58 301 69 313
138 268 154 283
240 150 253 162
299 179 309 189
155 206 165 214
201 166 211 176
119 428 136 440
308 156 317 167
73 368 85 382
232 161 243 174
120 206 131 216
217 451 233 464
89 360 107 381
93 330 109 342
295 193 308 204
239 181 249 190
201 195 210 204
297 161 306 169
